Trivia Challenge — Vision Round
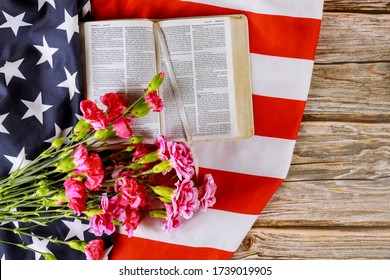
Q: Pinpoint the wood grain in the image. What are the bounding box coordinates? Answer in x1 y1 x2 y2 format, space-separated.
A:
324 0 390 12
256 121 390 227
232 4 390 259
291 122 390 180
306 63 390 117
233 227 390 259
315 13 390 63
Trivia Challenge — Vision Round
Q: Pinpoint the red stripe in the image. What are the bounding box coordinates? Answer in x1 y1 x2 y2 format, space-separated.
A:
91 0 321 60
109 168 281 260
198 168 283 215
110 235 233 259
253 95 306 140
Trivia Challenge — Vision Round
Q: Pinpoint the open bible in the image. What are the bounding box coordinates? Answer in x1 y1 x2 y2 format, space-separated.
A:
81 15 253 142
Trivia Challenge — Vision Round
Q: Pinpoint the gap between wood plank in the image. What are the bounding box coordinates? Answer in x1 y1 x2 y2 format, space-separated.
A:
302 114 390 123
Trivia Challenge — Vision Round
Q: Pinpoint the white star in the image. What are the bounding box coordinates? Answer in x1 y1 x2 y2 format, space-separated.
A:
0 208 19 228
38 0 56 11
0 113 10 134
44 123 73 143
4 147 32 174
0 58 26 85
21 92 53 124
0 11 32 36
34 36 58 68
57 67 80 100
57 10 79 43
62 219 90 241
26 235 54 260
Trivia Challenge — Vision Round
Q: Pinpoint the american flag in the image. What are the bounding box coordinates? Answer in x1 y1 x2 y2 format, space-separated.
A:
0 0 324 260
0 0 111 260
91 0 324 260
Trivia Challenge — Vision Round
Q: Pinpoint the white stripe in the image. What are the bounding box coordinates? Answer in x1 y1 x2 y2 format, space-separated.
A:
251 53 314 101
196 135 296 179
119 209 258 252
180 0 324 20
82 1 91 18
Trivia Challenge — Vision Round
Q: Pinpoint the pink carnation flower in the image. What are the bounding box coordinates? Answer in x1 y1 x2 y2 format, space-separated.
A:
64 178 88 214
113 115 132 139
106 194 128 222
169 178 199 219
80 99 109 130
163 212 182 235
123 208 141 237
167 142 195 181
145 90 163 112
89 213 115 236
83 153 104 191
115 177 148 209
72 144 89 171
100 92 128 121
89 195 116 236
85 239 104 260
156 134 169 160
72 146 104 191
198 174 217 212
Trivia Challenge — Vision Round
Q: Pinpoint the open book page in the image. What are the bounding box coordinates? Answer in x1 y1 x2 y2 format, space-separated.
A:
157 16 238 141
82 20 160 139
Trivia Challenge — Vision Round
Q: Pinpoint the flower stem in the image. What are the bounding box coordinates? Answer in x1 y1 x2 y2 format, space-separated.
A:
0 238 55 259
0 226 71 247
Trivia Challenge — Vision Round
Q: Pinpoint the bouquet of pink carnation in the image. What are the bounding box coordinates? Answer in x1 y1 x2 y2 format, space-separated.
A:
0 73 217 260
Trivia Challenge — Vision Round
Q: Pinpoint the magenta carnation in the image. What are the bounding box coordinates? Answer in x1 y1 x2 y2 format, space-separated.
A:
89 213 115 236
163 211 182 235
63 178 88 214
100 92 128 121
80 99 109 130
83 153 104 191
85 239 104 260
170 179 199 219
198 174 217 211
115 177 148 209
123 208 141 237
145 90 163 112
72 144 89 171
113 115 132 139
167 142 195 181
89 195 116 236
156 134 169 160
72 146 104 191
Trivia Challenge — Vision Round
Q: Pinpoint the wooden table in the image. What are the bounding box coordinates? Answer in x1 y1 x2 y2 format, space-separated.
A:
233 0 390 259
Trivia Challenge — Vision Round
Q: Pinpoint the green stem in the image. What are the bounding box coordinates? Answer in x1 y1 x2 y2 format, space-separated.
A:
1 147 55 183
0 238 54 258
0 226 69 246
122 95 145 118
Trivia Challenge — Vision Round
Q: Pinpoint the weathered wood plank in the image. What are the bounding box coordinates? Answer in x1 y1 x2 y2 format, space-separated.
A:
324 0 390 12
290 122 390 180
232 4 390 261
232 227 390 259
315 13 390 63
256 178 390 227
254 121 390 227
306 62 390 117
